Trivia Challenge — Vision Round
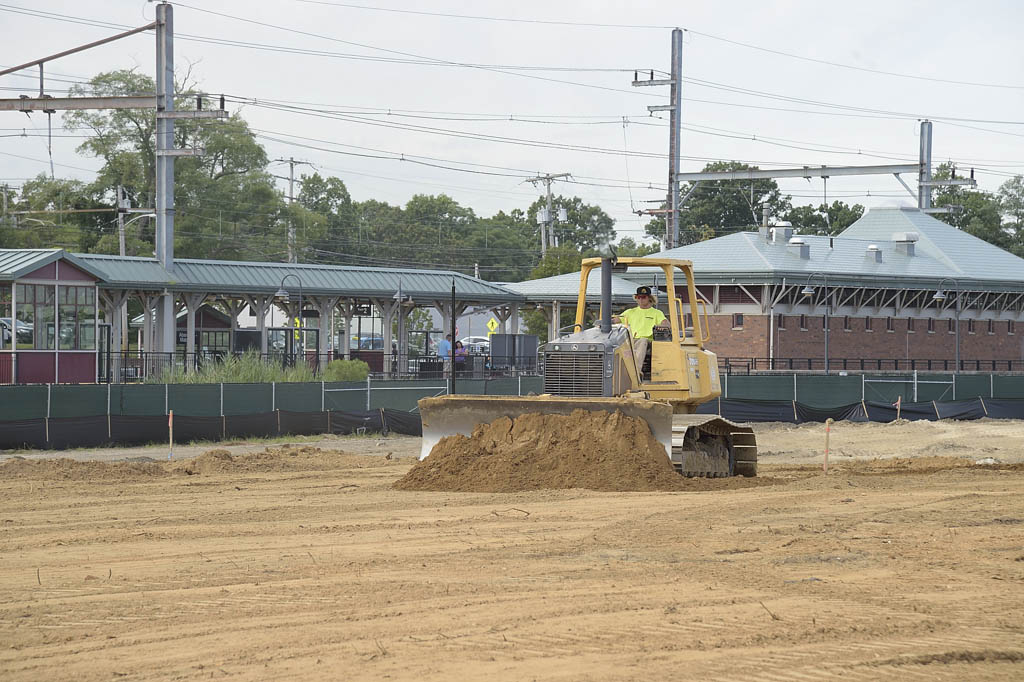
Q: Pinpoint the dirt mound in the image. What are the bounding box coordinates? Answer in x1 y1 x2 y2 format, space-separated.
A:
173 444 398 475
0 457 167 481
394 410 694 492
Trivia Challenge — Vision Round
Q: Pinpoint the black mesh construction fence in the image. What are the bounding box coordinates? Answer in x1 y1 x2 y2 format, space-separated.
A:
4 393 1024 452
0 408 416 451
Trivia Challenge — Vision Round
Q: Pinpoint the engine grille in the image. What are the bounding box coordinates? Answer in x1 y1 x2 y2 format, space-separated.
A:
543 352 605 396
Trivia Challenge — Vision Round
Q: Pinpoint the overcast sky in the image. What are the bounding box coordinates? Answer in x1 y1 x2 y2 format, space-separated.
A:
2 0 1022 244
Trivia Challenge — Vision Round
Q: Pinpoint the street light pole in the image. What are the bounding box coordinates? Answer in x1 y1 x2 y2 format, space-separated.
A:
934 278 960 373
801 272 830 374
275 273 304 363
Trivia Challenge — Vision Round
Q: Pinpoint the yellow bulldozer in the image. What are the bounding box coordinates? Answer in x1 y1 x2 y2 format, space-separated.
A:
419 255 757 477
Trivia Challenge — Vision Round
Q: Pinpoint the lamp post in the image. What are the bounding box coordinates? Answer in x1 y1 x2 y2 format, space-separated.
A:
933 278 960 373
801 272 830 374
275 273 304 362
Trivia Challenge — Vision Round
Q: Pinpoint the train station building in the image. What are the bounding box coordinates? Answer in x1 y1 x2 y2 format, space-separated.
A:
636 207 1024 371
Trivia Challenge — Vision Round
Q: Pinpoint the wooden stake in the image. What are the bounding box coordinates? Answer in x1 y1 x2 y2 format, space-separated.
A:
823 418 833 475
168 409 174 460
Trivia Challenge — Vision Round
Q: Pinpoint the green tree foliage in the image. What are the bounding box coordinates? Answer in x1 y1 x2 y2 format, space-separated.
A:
1 176 110 252
783 201 865 236
932 163 1012 252
62 69 300 261
997 175 1024 256
526 195 616 252
614 237 660 257
645 162 792 245
520 246 583 337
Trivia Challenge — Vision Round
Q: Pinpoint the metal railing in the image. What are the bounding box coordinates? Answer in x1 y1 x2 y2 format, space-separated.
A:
373 352 539 380
97 350 538 383
718 357 1024 375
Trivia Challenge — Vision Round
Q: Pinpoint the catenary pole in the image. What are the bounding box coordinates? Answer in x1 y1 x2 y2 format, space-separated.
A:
154 2 176 356
667 28 682 250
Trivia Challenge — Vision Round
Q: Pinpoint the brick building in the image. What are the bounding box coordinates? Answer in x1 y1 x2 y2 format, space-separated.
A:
628 207 1024 371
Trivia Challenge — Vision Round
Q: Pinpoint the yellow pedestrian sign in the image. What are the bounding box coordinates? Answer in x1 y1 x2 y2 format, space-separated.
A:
486 318 499 333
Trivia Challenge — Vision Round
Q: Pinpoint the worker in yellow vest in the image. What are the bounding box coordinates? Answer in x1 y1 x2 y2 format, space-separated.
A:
612 285 669 380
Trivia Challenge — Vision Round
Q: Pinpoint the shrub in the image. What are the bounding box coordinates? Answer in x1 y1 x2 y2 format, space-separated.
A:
322 358 370 382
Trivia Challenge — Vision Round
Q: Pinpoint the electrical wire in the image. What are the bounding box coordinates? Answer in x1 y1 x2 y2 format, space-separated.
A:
288 0 1024 91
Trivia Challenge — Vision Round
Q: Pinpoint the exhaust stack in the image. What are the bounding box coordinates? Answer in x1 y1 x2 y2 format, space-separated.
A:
600 257 613 333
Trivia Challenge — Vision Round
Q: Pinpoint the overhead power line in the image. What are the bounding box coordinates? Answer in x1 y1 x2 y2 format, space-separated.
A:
4 4 1022 126
289 0 1024 91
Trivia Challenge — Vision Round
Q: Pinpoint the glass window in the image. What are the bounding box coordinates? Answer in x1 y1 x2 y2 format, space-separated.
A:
987 319 994 335
57 285 96 350
17 284 55 349
777 315 786 330
967 319 976 334
0 286 11 351
886 317 894 332
1010 320 1016 335
799 314 807 330
928 318 935 333
732 313 743 329
865 316 872 331
907 318 915 332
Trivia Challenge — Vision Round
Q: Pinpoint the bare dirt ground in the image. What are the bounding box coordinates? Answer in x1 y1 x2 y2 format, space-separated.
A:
1 420 1023 681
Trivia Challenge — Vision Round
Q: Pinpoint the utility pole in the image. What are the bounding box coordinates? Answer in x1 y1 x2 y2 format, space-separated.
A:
918 120 932 210
154 2 176 354
528 172 570 257
915 120 977 215
633 28 683 250
0 2 226 356
274 157 313 263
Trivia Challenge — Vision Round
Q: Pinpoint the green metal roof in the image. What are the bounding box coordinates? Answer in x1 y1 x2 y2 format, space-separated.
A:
838 206 1024 283
73 254 523 304
0 248 104 281
630 207 1024 290
502 271 637 303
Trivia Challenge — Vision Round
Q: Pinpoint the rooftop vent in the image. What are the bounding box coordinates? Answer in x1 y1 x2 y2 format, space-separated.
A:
891 231 918 257
788 236 810 259
866 244 882 263
771 223 794 243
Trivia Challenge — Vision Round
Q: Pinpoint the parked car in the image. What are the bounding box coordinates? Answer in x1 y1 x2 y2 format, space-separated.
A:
459 335 490 354
0 317 32 345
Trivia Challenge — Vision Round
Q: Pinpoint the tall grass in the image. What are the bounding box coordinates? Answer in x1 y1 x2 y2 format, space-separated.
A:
149 353 371 384
151 352 316 384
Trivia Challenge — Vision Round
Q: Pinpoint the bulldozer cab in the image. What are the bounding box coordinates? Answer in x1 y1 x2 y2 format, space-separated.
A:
573 256 721 408
574 257 710 348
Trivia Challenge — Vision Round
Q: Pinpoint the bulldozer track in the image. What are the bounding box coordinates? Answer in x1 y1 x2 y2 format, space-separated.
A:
672 414 758 478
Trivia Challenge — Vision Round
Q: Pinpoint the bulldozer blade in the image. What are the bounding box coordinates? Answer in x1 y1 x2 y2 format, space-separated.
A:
417 394 674 462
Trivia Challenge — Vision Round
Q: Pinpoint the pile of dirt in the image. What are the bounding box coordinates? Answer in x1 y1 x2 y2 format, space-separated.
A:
173 444 400 475
0 457 167 481
394 409 693 492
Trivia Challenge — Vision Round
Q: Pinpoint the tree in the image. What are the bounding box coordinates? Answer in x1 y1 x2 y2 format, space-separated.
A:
463 209 536 281
645 162 792 245
614 237 660 257
932 163 1009 251
998 175 1024 257
526 195 616 252
64 69 295 261
520 245 583 337
783 201 864 236
0 176 108 252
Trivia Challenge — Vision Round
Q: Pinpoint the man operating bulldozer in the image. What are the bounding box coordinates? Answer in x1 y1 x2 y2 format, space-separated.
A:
612 285 669 379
